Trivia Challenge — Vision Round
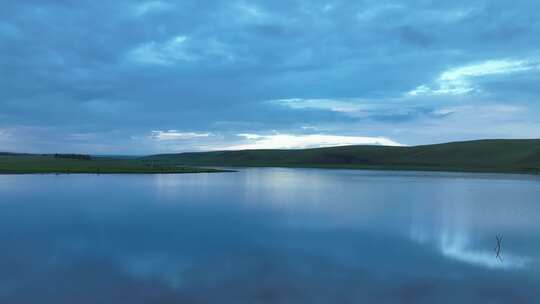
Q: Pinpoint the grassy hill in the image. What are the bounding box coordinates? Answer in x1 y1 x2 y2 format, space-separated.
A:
0 154 228 174
145 139 540 174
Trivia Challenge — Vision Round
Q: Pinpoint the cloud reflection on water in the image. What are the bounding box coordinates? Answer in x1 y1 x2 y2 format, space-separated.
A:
411 228 530 270
1 170 540 303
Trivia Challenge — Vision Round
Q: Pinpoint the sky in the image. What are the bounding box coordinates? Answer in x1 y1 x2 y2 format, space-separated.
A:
1 0 540 154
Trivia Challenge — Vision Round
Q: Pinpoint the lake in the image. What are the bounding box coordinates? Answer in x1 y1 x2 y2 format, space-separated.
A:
0 168 539 303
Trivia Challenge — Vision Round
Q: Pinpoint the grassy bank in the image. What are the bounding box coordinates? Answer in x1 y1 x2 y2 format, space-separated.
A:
0 154 229 174
145 139 540 175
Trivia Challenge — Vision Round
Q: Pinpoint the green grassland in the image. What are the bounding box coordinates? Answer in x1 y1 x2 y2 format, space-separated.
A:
0 154 228 174
3 139 540 175
145 139 540 174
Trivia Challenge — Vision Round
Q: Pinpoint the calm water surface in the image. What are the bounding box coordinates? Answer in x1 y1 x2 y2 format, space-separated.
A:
0 168 539 303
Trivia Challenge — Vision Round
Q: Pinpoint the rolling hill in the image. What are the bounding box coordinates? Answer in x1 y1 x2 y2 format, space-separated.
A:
145 139 540 174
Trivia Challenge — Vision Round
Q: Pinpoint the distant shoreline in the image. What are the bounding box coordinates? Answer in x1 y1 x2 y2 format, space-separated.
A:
0 170 234 175
2 139 540 176
0 154 231 175
201 164 540 176
143 139 540 176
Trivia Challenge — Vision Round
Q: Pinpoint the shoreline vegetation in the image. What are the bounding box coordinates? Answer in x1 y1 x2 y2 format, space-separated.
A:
144 139 540 175
0 154 230 174
1 139 539 175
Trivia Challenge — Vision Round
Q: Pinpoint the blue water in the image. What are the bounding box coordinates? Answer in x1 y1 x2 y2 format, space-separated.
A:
0 168 539 303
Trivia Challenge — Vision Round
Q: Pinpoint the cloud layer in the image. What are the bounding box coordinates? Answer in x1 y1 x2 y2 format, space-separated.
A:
1 0 540 153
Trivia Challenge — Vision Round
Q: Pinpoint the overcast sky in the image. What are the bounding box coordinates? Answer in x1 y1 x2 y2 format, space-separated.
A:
1 0 540 153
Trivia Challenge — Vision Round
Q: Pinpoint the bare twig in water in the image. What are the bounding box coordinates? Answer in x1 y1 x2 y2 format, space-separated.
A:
495 234 503 262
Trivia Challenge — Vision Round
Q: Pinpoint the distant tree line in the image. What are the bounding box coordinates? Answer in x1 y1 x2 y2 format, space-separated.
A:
53 154 92 160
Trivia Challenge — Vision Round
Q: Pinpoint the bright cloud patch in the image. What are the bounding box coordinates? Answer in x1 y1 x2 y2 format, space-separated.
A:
128 36 194 65
151 130 210 141
133 1 172 16
435 104 526 119
236 3 268 21
225 133 402 150
271 98 363 113
270 98 452 122
0 129 8 143
408 59 539 96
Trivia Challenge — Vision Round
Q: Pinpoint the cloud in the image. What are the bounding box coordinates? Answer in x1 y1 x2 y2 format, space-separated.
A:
236 3 267 20
0 129 9 146
2 1 540 153
0 21 21 39
408 59 539 96
133 1 173 17
126 34 239 66
356 4 403 22
128 36 194 65
224 133 403 150
270 98 363 113
270 97 455 122
435 104 526 119
151 130 211 141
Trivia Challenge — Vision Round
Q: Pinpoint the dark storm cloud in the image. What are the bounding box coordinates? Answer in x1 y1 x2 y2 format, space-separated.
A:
1 0 540 152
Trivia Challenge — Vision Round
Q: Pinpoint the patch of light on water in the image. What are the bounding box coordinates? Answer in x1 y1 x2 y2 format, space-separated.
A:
440 238 530 270
410 228 530 270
